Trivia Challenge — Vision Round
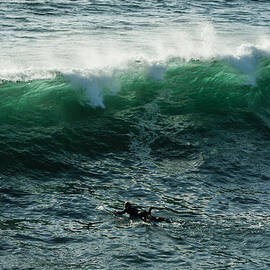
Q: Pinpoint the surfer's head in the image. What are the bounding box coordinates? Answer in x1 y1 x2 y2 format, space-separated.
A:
124 201 131 210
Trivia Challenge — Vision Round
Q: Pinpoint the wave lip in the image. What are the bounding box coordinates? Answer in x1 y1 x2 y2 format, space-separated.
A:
63 70 121 108
0 43 270 126
223 44 270 86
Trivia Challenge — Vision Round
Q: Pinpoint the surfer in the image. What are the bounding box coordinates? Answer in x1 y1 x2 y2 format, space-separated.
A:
113 202 171 223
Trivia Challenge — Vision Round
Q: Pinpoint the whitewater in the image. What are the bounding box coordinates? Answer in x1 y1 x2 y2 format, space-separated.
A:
1 1 270 269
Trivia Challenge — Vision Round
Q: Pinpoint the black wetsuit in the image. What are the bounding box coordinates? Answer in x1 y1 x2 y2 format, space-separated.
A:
114 202 171 223
114 202 141 219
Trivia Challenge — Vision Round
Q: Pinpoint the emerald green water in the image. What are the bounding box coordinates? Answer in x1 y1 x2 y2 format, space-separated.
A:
1 58 270 168
1 1 270 269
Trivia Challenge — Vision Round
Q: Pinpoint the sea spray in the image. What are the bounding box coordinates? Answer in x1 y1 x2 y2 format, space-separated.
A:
144 62 166 82
63 70 121 108
223 44 270 86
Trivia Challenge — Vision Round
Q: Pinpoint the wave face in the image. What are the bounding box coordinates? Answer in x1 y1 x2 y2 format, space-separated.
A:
1 49 270 171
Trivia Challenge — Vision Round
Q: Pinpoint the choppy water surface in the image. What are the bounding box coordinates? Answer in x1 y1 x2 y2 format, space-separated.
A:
1 0 270 269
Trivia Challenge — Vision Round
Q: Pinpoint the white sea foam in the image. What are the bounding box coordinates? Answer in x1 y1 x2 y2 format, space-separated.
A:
0 23 269 103
63 70 121 108
144 62 166 81
1 23 268 79
222 44 270 86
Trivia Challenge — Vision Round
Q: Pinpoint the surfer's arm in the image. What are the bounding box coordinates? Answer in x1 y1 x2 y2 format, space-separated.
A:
113 209 126 216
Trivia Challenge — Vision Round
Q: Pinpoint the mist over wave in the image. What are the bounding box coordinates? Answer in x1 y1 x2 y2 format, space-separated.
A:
1 22 270 81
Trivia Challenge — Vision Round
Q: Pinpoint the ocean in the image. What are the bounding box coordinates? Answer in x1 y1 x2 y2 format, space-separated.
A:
1 0 270 269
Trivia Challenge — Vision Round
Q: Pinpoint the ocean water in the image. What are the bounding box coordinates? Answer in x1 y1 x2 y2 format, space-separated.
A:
1 0 270 269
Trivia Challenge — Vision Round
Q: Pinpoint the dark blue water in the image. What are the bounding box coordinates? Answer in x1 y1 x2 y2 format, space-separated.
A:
1 1 270 269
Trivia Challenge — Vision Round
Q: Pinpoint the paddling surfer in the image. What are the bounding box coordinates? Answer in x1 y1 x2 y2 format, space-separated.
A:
113 202 171 223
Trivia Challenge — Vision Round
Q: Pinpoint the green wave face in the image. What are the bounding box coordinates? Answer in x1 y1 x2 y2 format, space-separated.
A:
0 75 92 125
1 57 270 170
1 57 270 124
112 57 270 119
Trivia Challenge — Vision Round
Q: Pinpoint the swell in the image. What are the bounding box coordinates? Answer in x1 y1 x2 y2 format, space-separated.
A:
1 55 270 171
